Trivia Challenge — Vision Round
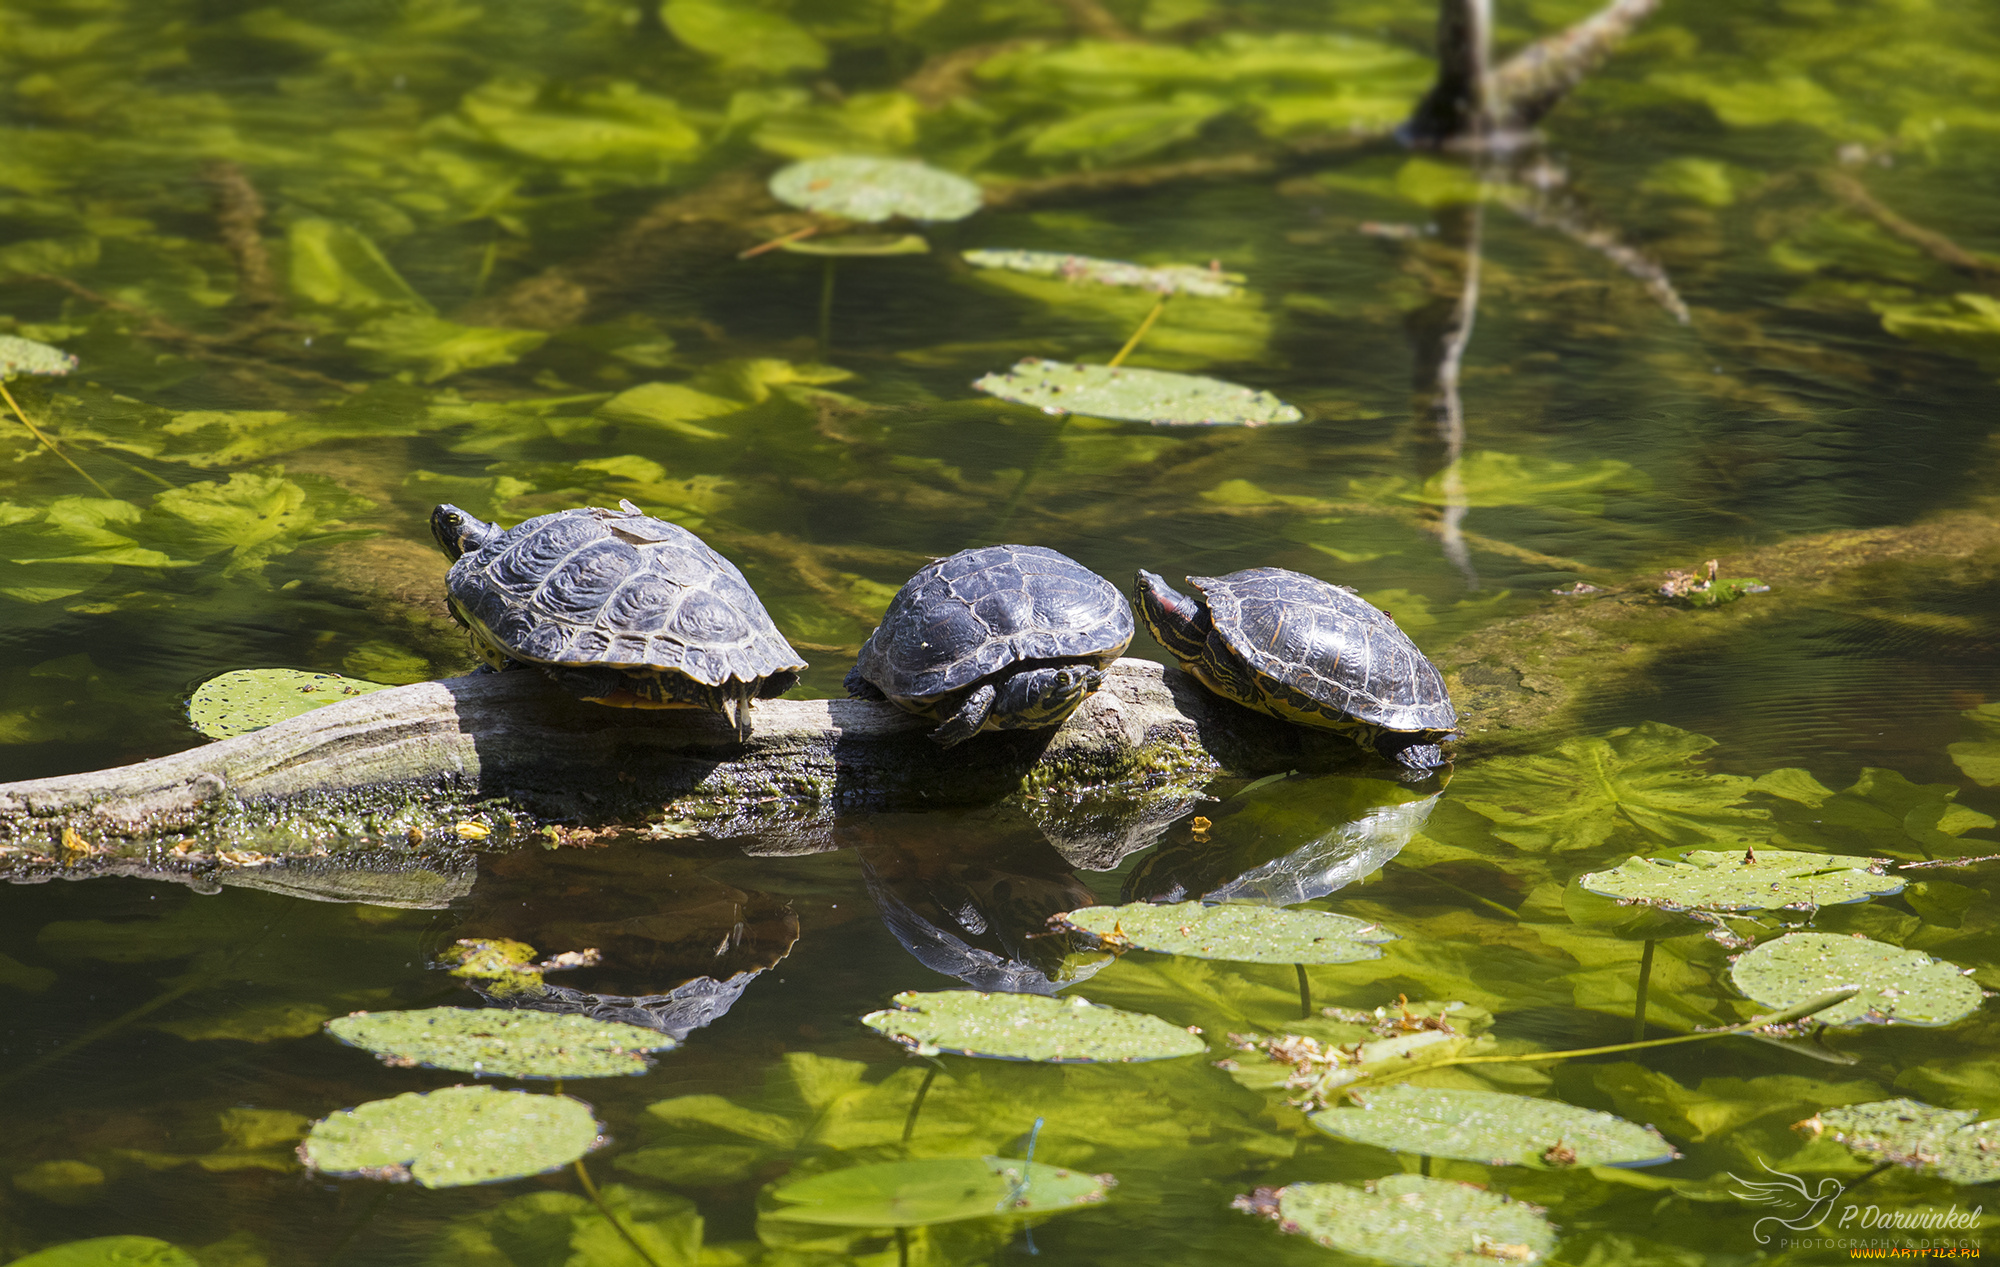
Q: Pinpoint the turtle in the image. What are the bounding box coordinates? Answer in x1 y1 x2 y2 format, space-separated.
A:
430 500 806 738
1134 567 1456 769
846 545 1134 747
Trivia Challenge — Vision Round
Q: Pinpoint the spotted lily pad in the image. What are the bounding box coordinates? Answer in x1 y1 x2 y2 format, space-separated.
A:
326 1007 676 1079
1578 849 1903 912
1237 1174 1555 1267
861 991 1205 1062
768 157 982 224
1310 1086 1677 1169
971 359 1302 427
1055 901 1394 965
1729 933 1986 1027
962 249 1243 297
300 1085 602 1188
187 668 397 739
782 233 930 256
764 1157 1114 1227
0 335 79 378
1801 1098 2000 1184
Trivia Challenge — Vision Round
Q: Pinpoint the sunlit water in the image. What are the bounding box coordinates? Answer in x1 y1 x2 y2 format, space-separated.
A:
3 0 2000 1262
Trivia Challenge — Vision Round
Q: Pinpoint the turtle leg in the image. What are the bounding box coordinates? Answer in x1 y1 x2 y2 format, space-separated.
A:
728 690 752 742
984 665 1104 731
844 664 888 701
927 683 997 748
1376 731 1447 770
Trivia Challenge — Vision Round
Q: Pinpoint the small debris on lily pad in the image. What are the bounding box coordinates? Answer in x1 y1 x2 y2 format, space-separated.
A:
1658 558 1768 606
299 1085 602 1188
763 1156 1114 1227
769 156 982 223
0 334 79 379
962 249 1242 297
1730 932 1986 1027
861 990 1206 1063
187 668 396 739
1235 1173 1554 1267
326 1007 676 1079
973 359 1302 426
1311 1085 1678 1169
1054 901 1395 965
1800 1098 2000 1184
1578 848 1903 913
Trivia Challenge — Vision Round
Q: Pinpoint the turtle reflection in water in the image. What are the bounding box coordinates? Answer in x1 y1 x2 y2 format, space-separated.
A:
431 500 806 738
847 545 1133 747
1135 567 1457 769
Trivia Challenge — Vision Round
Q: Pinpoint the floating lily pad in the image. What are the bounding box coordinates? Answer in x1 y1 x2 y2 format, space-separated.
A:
861 991 1205 1063
962 249 1243 297
972 359 1301 427
1055 901 1394 965
187 668 397 739
1729 933 1986 1027
768 157 982 224
1310 1086 1677 1169
1238 1174 1555 1267
0 334 79 378
1578 849 1903 912
1802 1098 2000 1184
764 1157 1113 1227
5 1240 197 1267
782 233 930 256
326 1007 676 1079
300 1085 602 1188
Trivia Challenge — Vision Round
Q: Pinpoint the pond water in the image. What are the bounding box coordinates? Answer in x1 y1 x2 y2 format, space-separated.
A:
3 0 2000 1263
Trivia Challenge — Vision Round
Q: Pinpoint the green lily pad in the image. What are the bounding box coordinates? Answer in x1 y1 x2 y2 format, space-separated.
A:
764 1157 1114 1227
1729 933 1987 1027
782 233 930 256
1949 702 2000 787
0 334 79 378
4 1239 197 1267
1054 901 1394 965
1237 1174 1555 1267
860 991 1205 1063
1803 1098 2000 1184
300 1086 602 1188
768 157 982 224
325 1007 677 1079
962 249 1243 297
971 359 1302 426
1578 849 1903 912
187 668 397 739
1310 1086 1677 1169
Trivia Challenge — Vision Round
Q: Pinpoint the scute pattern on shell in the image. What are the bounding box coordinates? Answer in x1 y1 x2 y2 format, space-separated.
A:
1195 567 1455 732
857 545 1133 701
447 505 804 687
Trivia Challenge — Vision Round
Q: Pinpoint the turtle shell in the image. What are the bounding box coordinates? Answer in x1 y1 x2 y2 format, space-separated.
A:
1193 567 1455 734
446 504 804 689
855 545 1133 704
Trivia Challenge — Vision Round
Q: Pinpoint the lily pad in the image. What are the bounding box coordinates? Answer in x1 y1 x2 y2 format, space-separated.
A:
1729 933 1986 1027
1310 1086 1677 1169
1577 849 1903 912
1949 702 2000 787
860 991 1205 1063
1237 1174 1555 1267
325 1007 677 1079
962 249 1243 297
764 1157 1113 1227
1802 1098 2000 1184
4 1239 197 1267
0 334 79 378
768 157 982 224
299 1085 602 1188
1055 901 1394 965
187 668 397 739
782 233 930 256
972 359 1302 426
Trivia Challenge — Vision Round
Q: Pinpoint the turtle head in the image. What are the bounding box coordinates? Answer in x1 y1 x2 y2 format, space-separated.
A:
1134 569 1211 664
430 504 502 562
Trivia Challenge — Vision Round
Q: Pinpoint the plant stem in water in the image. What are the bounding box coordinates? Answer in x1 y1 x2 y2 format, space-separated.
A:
0 974 203 1093
1296 963 1313 1020
319 1187 390 1267
818 258 837 361
903 1063 940 1146
1632 939 1655 1041
0 378 113 498
574 1159 667 1267
1107 295 1168 367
